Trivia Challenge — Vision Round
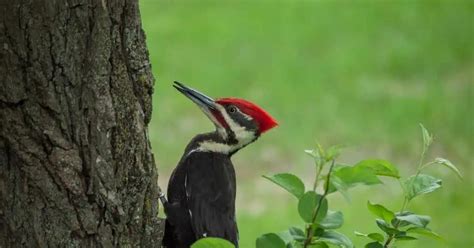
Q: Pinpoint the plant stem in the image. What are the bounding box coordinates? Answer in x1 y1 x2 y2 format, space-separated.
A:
418 145 427 170
399 197 409 213
313 160 323 191
383 235 394 248
385 183 414 247
385 144 429 247
385 128 436 248
303 160 335 248
384 195 411 247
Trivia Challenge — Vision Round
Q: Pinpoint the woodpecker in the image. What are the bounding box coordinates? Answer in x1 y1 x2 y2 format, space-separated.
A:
161 82 278 248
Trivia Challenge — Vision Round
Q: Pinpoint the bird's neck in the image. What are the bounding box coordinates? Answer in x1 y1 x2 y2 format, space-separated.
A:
185 130 259 156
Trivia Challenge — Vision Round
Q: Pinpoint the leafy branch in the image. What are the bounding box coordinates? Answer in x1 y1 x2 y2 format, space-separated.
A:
191 124 461 248
258 143 396 248
303 160 335 248
356 124 461 248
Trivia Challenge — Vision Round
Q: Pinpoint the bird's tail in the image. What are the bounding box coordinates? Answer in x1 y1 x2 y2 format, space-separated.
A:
162 219 174 247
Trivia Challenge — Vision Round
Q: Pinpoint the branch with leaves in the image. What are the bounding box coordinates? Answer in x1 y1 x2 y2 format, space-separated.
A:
258 145 397 248
355 124 462 248
190 124 461 248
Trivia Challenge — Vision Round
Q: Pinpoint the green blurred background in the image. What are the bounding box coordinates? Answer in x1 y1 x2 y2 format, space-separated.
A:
140 1 473 247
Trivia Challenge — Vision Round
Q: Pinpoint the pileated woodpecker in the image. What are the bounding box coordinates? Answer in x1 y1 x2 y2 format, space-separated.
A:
161 82 278 247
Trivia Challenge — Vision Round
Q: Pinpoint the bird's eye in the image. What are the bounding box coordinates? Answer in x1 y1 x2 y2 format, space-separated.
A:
229 106 237 113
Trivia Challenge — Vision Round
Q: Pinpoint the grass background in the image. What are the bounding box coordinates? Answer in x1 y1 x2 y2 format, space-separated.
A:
139 1 473 247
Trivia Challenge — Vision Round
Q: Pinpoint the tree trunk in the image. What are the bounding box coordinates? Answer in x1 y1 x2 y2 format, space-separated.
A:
0 0 162 247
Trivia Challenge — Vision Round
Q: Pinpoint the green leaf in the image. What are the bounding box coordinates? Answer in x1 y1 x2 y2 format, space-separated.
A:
314 228 326 238
393 231 417 241
191 237 235 248
318 230 354 248
391 211 411 227
433 158 462 179
406 227 443 241
354 231 384 243
304 149 319 159
420 123 433 149
256 233 286 248
355 159 400 178
332 165 382 188
318 211 344 229
276 231 293 244
395 214 431 228
328 174 351 202
298 191 328 223
395 235 417 241
354 231 367 237
403 174 442 200
367 201 395 223
291 241 305 248
365 242 383 248
263 173 305 199
310 242 329 248
325 145 344 161
375 219 399 235
288 227 306 242
368 233 385 243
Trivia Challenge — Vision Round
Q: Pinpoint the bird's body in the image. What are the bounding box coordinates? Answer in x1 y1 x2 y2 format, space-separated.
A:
163 133 238 247
162 82 277 247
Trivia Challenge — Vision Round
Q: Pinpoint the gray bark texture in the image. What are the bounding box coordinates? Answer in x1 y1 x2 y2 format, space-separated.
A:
0 0 163 247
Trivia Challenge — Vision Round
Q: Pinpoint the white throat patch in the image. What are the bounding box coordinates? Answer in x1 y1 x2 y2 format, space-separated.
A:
196 134 254 154
198 124 256 154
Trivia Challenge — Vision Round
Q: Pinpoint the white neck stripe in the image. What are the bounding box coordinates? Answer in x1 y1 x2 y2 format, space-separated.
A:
197 141 235 154
216 105 255 145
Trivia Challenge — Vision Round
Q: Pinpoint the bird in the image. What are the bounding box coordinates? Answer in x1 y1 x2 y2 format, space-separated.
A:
161 81 278 248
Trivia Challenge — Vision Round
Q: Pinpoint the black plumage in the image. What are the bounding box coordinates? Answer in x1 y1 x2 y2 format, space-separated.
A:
162 133 238 248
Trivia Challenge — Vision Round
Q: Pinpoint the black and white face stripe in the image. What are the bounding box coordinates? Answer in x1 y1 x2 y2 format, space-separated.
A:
195 104 259 155
218 104 258 144
224 105 258 134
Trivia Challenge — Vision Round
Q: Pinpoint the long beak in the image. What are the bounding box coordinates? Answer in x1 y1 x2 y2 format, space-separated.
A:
173 81 222 126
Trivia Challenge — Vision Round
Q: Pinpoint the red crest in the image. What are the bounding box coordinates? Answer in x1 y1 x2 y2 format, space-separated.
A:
216 98 278 133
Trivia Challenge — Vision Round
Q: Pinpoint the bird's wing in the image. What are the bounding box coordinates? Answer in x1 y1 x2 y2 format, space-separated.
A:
184 152 238 245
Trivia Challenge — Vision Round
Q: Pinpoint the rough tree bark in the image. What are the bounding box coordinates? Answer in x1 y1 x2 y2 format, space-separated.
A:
0 0 162 247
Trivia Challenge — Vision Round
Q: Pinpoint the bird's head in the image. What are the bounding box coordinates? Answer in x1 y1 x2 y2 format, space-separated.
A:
173 81 278 154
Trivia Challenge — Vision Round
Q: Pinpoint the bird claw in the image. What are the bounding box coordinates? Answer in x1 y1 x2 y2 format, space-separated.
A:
158 192 168 205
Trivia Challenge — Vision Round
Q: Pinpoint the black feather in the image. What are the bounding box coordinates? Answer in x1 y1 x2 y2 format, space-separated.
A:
163 134 238 247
